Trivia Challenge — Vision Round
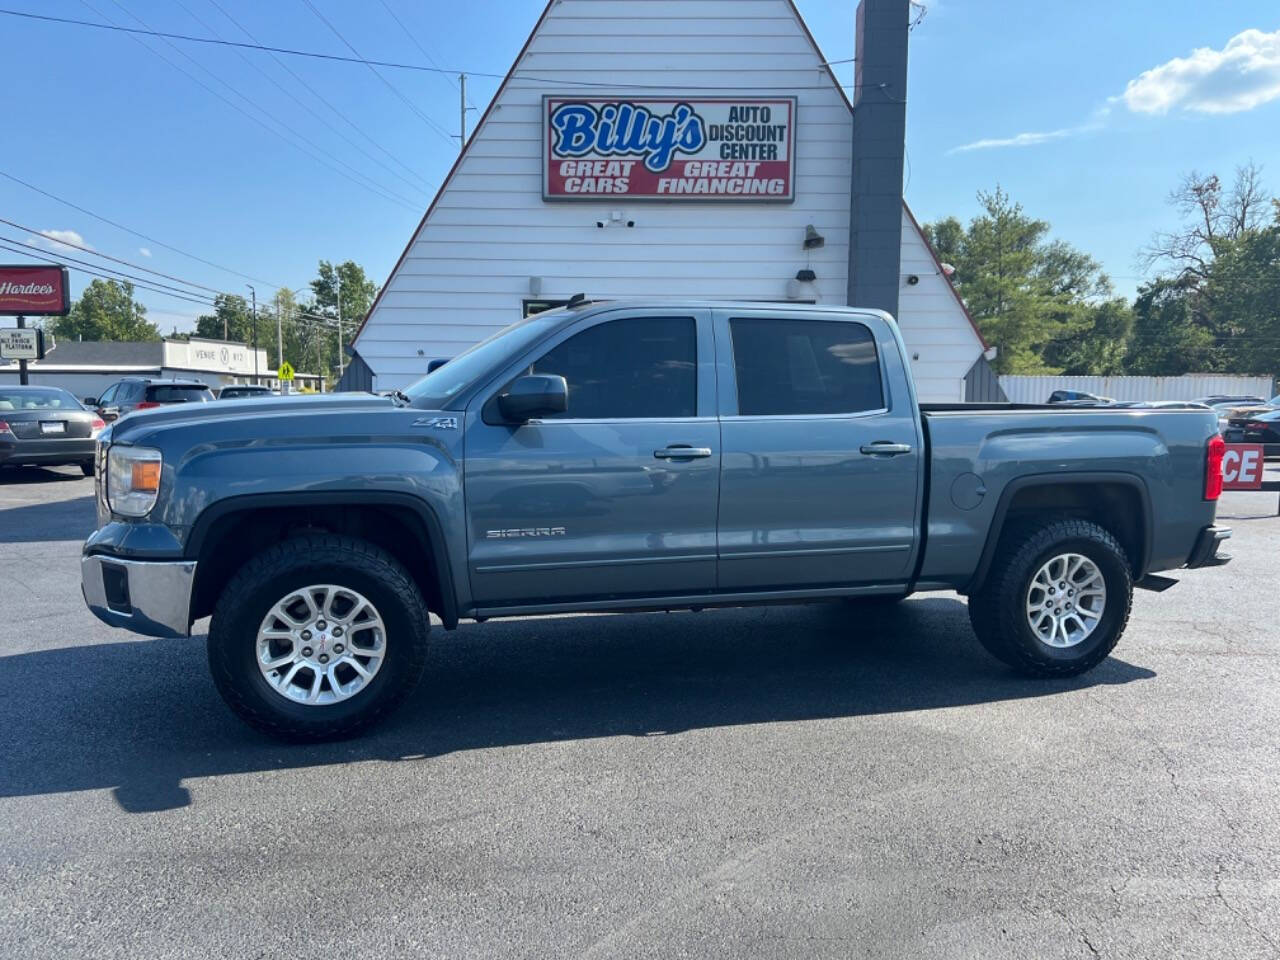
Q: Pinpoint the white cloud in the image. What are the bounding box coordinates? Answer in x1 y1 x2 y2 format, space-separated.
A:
948 114 1107 154
1122 28 1280 114
138 247 152 258
950 127 1079 153
27 228 90 253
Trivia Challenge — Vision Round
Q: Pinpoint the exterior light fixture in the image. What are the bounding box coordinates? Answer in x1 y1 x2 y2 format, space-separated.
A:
795 269 817 283
803 225 825 249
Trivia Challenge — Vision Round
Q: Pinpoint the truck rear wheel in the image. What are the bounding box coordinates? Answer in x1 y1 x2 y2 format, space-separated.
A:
207 534 430 740
968 519 1132 676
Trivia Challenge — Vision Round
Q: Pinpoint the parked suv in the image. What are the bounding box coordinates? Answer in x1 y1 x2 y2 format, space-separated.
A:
87 378 213 423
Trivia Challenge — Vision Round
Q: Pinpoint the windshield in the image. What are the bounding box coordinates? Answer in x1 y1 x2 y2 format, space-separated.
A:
401 312 567 409
0 387 83 411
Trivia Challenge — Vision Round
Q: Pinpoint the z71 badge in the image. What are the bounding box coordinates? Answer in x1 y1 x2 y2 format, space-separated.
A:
486 527 567 539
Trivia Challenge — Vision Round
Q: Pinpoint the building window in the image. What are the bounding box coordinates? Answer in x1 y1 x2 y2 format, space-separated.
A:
530 316 697 420
729 317 883 416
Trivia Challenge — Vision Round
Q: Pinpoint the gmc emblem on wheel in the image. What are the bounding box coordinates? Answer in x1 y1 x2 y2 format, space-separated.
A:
486 527 567 539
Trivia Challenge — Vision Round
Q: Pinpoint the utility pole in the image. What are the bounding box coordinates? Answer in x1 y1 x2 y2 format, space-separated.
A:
16 315 27 385
275 292 284 375
460 73 467 149
336 268 344 378
246 284 259 382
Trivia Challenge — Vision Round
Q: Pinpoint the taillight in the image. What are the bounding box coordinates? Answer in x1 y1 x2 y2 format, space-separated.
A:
1204 434 1225 500
0 419 11 435
134 401 161 410
91 418 106 430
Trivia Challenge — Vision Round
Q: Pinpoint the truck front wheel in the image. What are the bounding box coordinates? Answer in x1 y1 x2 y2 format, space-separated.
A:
968 519 1132 676
207 535 430 740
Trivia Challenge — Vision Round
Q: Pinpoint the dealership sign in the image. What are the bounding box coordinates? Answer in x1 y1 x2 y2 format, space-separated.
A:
0 265 70 316
1223 443 1265 490
544 97 796 202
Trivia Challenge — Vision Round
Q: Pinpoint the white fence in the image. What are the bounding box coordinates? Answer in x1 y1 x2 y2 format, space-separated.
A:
999 375 1275 404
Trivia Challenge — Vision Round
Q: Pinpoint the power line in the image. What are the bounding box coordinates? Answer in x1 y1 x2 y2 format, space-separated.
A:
203 0 435 192
74 0 423 212
0 8 884 92
0 238 218 307
298 0 456 144
171 0 431 202
0 169 288 290
0 216 224 294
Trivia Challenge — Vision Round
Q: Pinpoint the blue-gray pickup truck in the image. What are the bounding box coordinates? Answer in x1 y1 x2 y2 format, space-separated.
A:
81 301 1232 739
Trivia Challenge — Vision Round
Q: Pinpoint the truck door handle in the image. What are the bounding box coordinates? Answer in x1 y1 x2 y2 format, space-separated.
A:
654 445 713 460
860 442 913 456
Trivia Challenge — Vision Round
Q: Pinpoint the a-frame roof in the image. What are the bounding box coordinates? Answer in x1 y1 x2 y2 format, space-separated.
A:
354 0 986 352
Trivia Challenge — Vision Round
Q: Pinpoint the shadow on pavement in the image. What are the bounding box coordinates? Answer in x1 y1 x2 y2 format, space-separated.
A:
0 597 1155 812
0 494 96 543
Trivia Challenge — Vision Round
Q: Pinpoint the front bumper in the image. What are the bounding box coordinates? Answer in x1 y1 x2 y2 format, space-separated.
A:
81 554 197 638
1186 525 1232 569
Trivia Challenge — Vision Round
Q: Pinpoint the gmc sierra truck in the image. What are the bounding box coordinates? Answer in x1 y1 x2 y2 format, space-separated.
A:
81 301 1232 740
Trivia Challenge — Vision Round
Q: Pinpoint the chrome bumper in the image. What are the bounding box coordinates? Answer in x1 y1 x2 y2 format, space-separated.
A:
81 554 197 639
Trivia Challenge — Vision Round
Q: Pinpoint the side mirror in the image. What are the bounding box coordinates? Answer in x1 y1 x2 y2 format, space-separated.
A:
426 358 449 373
498 374 568 422
83 397 98 406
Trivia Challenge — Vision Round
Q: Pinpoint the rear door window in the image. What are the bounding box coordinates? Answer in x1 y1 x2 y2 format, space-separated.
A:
729 317 883 416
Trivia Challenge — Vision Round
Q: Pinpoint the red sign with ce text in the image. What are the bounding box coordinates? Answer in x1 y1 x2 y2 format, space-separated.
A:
0 264 70 316
1222 443 1265 490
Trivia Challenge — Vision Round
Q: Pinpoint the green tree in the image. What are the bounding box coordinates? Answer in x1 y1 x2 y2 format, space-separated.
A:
924 187 1111 373
1201 220 1280 375
48 279 161 342
303 260 379 379
194 293 256 344
1124 279 1217 375
1046 298 1134 375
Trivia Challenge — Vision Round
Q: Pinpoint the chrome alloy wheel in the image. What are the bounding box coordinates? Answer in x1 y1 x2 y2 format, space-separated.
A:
1025 553 1107 649
255 584 387 705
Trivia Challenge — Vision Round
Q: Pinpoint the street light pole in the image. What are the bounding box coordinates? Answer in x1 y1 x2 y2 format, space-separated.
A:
246 285 259 382
336 268 345 378
275 292 284 375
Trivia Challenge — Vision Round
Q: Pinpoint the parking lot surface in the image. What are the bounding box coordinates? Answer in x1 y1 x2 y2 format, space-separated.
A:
2 464 1278 959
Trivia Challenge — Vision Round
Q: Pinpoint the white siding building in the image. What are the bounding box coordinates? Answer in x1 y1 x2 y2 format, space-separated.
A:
351 0 990 402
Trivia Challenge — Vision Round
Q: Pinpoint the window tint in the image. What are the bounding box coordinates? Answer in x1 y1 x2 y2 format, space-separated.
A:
530 316 696 419
730 317 882 416
147 385 213 403
0 387 81 410
98 384 119 405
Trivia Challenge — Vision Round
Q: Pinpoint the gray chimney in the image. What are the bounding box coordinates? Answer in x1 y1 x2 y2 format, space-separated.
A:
846 0 910 319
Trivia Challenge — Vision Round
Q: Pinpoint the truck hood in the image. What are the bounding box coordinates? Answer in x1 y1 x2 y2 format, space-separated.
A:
104 393 395 445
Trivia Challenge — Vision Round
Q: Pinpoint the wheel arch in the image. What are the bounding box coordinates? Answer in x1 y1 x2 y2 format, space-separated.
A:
186 492 458 629
965 472 1152 595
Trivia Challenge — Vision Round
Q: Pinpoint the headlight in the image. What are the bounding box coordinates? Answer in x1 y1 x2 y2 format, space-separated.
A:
106 445 163 517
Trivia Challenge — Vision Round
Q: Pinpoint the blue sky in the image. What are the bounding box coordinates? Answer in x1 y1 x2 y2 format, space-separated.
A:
2 0 1277 332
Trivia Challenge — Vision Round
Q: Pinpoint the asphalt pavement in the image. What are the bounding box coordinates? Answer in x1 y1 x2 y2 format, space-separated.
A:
1 464 1278 959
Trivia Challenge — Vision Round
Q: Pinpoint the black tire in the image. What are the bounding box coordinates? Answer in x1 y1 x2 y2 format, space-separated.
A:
80 461 95 477
968 519 1132 676
207 534 430 741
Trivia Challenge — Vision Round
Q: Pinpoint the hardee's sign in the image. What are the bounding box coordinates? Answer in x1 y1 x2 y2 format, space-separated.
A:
0 265 70 316
544 97 796 202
